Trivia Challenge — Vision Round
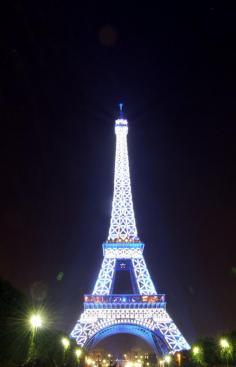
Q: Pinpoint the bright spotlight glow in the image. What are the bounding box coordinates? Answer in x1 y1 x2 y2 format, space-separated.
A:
220 338 230 349
125 362 133 367
75 348 82 358
87 358 93 365
30 314 42 329
164 355 171 364
192 346 200 355
61 337 70 349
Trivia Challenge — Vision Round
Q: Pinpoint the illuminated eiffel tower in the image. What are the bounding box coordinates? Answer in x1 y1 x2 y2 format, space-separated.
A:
71 105 190 355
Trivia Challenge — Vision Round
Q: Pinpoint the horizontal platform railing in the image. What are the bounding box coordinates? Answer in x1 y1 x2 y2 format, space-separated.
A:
84 294 165 304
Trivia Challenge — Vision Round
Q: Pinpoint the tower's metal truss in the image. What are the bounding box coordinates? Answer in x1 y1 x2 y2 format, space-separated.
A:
108 119 139 242
71 108 190 354
92 244 157 296
92 257 116 295
132 257 157 295
71 306 189 354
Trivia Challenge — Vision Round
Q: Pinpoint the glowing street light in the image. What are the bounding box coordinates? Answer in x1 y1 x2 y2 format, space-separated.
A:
192 345 204 365
192 346 200 355
75 348 82 359
219 338 233 367
27 312 44 364
220 338 230 349
61 337 70 350
29 313 43 330
164 355 172 365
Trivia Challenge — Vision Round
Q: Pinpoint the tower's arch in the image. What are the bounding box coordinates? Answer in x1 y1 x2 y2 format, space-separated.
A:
71 304 189 355
84 323 169 356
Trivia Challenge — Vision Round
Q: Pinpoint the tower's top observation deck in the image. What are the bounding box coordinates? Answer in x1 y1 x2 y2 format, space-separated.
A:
107 104 139 243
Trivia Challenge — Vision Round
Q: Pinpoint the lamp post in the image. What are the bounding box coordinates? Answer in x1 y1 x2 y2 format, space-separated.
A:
61 337 70 366
164 355 172 366
192 345 204 366
75 348 82 366
61 337 70 350
219 338 233 367
28 313 43 364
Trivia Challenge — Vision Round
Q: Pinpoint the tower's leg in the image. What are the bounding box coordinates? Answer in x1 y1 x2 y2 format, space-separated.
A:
92 257 116 295
132 256 157 295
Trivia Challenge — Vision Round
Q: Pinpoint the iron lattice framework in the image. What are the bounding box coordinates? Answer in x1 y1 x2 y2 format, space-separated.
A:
71 106 190 354
108 117 139 242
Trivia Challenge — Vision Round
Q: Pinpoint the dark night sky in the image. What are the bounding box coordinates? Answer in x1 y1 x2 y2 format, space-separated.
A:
1 1 236 346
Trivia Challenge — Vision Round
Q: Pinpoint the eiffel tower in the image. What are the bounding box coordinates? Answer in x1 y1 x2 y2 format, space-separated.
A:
71 105 190 355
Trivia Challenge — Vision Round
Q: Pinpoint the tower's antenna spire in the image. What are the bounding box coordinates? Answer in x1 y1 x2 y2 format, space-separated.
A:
119 102 124 119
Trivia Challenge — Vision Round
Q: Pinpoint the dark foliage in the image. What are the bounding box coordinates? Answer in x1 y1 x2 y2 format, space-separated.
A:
0 279 82 367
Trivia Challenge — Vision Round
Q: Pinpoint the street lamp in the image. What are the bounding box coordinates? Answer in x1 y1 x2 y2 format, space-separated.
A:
192 346 200 355
29 313 43 330
220 338 230 349
27 312 44 364
61 337 70 350
219 338 232 367
164 355 172 365
192 345 203 365
75 348 82 359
